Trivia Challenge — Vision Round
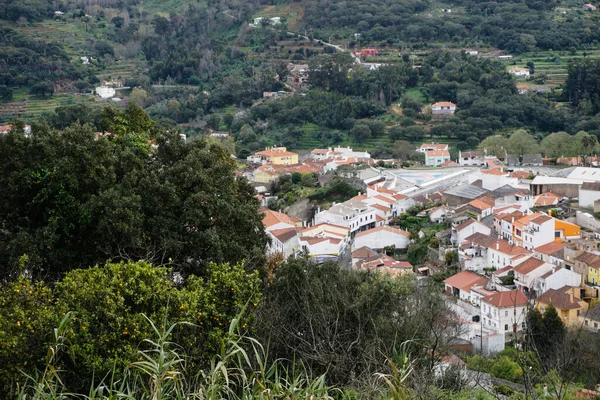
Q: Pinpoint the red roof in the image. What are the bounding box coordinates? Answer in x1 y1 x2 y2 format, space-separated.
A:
443 271 488 292
482 290 528 308
426 150 450 157
535 241 566 255
432 101 456 107
513 257 545 275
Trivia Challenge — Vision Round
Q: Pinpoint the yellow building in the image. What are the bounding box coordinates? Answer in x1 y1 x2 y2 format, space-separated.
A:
554 219 581 242
588 259 600 285
255 147 298 165
535 286 588 326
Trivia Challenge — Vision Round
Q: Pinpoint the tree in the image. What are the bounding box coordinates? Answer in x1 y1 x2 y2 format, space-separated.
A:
478 135 509 159
207 113 221 131
129 87 148 107
507 129 540 162
540 131 574 158
0 85 12 101
111 16 125 28
29 82 54 97
0 260 261 394
0 107 268 280
95 41 115 57
256 258 426 386
350 123 372 143
73 80 90 93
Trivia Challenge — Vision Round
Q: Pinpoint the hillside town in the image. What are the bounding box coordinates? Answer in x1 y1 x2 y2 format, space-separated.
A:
251 142 600 356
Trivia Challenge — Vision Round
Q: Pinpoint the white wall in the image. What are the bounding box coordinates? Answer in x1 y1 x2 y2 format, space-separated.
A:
353 230 409 250
579 188 600 209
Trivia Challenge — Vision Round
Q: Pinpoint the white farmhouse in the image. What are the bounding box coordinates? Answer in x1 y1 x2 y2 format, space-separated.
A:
431 101 456 115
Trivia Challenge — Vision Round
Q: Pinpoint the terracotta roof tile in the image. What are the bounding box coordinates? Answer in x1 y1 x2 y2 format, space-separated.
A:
536 287 583 310
443 271 488 292
513 258 545 274
482 290 528 307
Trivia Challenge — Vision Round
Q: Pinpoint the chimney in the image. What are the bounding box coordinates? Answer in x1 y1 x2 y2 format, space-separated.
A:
569 291 574 303
512 217 514 223
496 241 500 250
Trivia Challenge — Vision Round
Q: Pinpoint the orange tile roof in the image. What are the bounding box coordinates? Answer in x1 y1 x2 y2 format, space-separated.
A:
482 290 528 308
371 203 391 212
262 209 302 228
354 225 410 238
369 185 397 195
514 212 545 230
534 241 566 255
482 169 508 176
256 148 297 158
426 150 450 157
510 171 529 179
352 246 379 259
534 192 561 206
468 198 494 211
498 211 524 222
374 195 394 204
443 271 488 292
351 194 367 201
269 227 299 242
491 239 532 257
455 218 477 231
531 214 553 224
432 101 456 107
513 257 545 274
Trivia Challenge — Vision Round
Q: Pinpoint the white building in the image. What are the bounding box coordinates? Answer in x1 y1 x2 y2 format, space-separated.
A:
579 182 600 209
425 150 451 166
487 238 532 270
512 257 553 294
518 214 555 251
365 185 416 216
533 267 581 295
352 226 410 251
458 151 485 166
298 223 350 260
480 290 529 341
314 199 378 236
417 143 449 153
452 218 491 246
431 101 456 115
508 67 530 77
267 228 299 258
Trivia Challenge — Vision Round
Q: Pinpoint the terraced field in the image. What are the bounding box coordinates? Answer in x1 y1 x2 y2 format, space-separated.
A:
500 49 600 88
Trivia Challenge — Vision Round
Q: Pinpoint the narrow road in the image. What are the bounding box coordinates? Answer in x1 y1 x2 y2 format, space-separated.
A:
287 31 362 64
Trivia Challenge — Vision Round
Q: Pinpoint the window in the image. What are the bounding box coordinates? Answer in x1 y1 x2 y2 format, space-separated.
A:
505 324 509 331
505 311 508 317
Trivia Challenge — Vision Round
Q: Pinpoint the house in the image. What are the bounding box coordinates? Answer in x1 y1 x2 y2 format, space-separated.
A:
352 226 410 251
351 246 379 268
512 213 555 250
480 290 529 341
533 267 582 295
253 164 280 183
431 102 456 115
441 160 460 167
533 192 561 207
253 17 264 24
422 205 454 223
535 286 588 326
456 197 495 219
583 3 597 10
490 265 515 291
425 150 451 167
554 219 581 242
298 223 350 261
485 156 505 170
0 124 32 136
574 251 600 285
360 48 379 57
443 184 489 206
579 182 600 209
487 238 532 270
444 271 489 302
452 218 491 246
270 16 282 24
582 305 600 331
314 199 378 236
418 143 449 153
458 151 485 166
253 147 298 165
506 153 543 166
494 210 524 240
459 232 495 272
491 186 532 210
512 257 553 294
356 254 413 277
498 55 513 60
267 228 299 258
365 185 415 216
54 10 65 16
534 241 566 267
262 209 303 232
508 67 530 77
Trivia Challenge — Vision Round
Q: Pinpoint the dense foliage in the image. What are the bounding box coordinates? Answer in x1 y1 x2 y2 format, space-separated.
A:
0 260 260 395
302 0 600 53
0 105 268 280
